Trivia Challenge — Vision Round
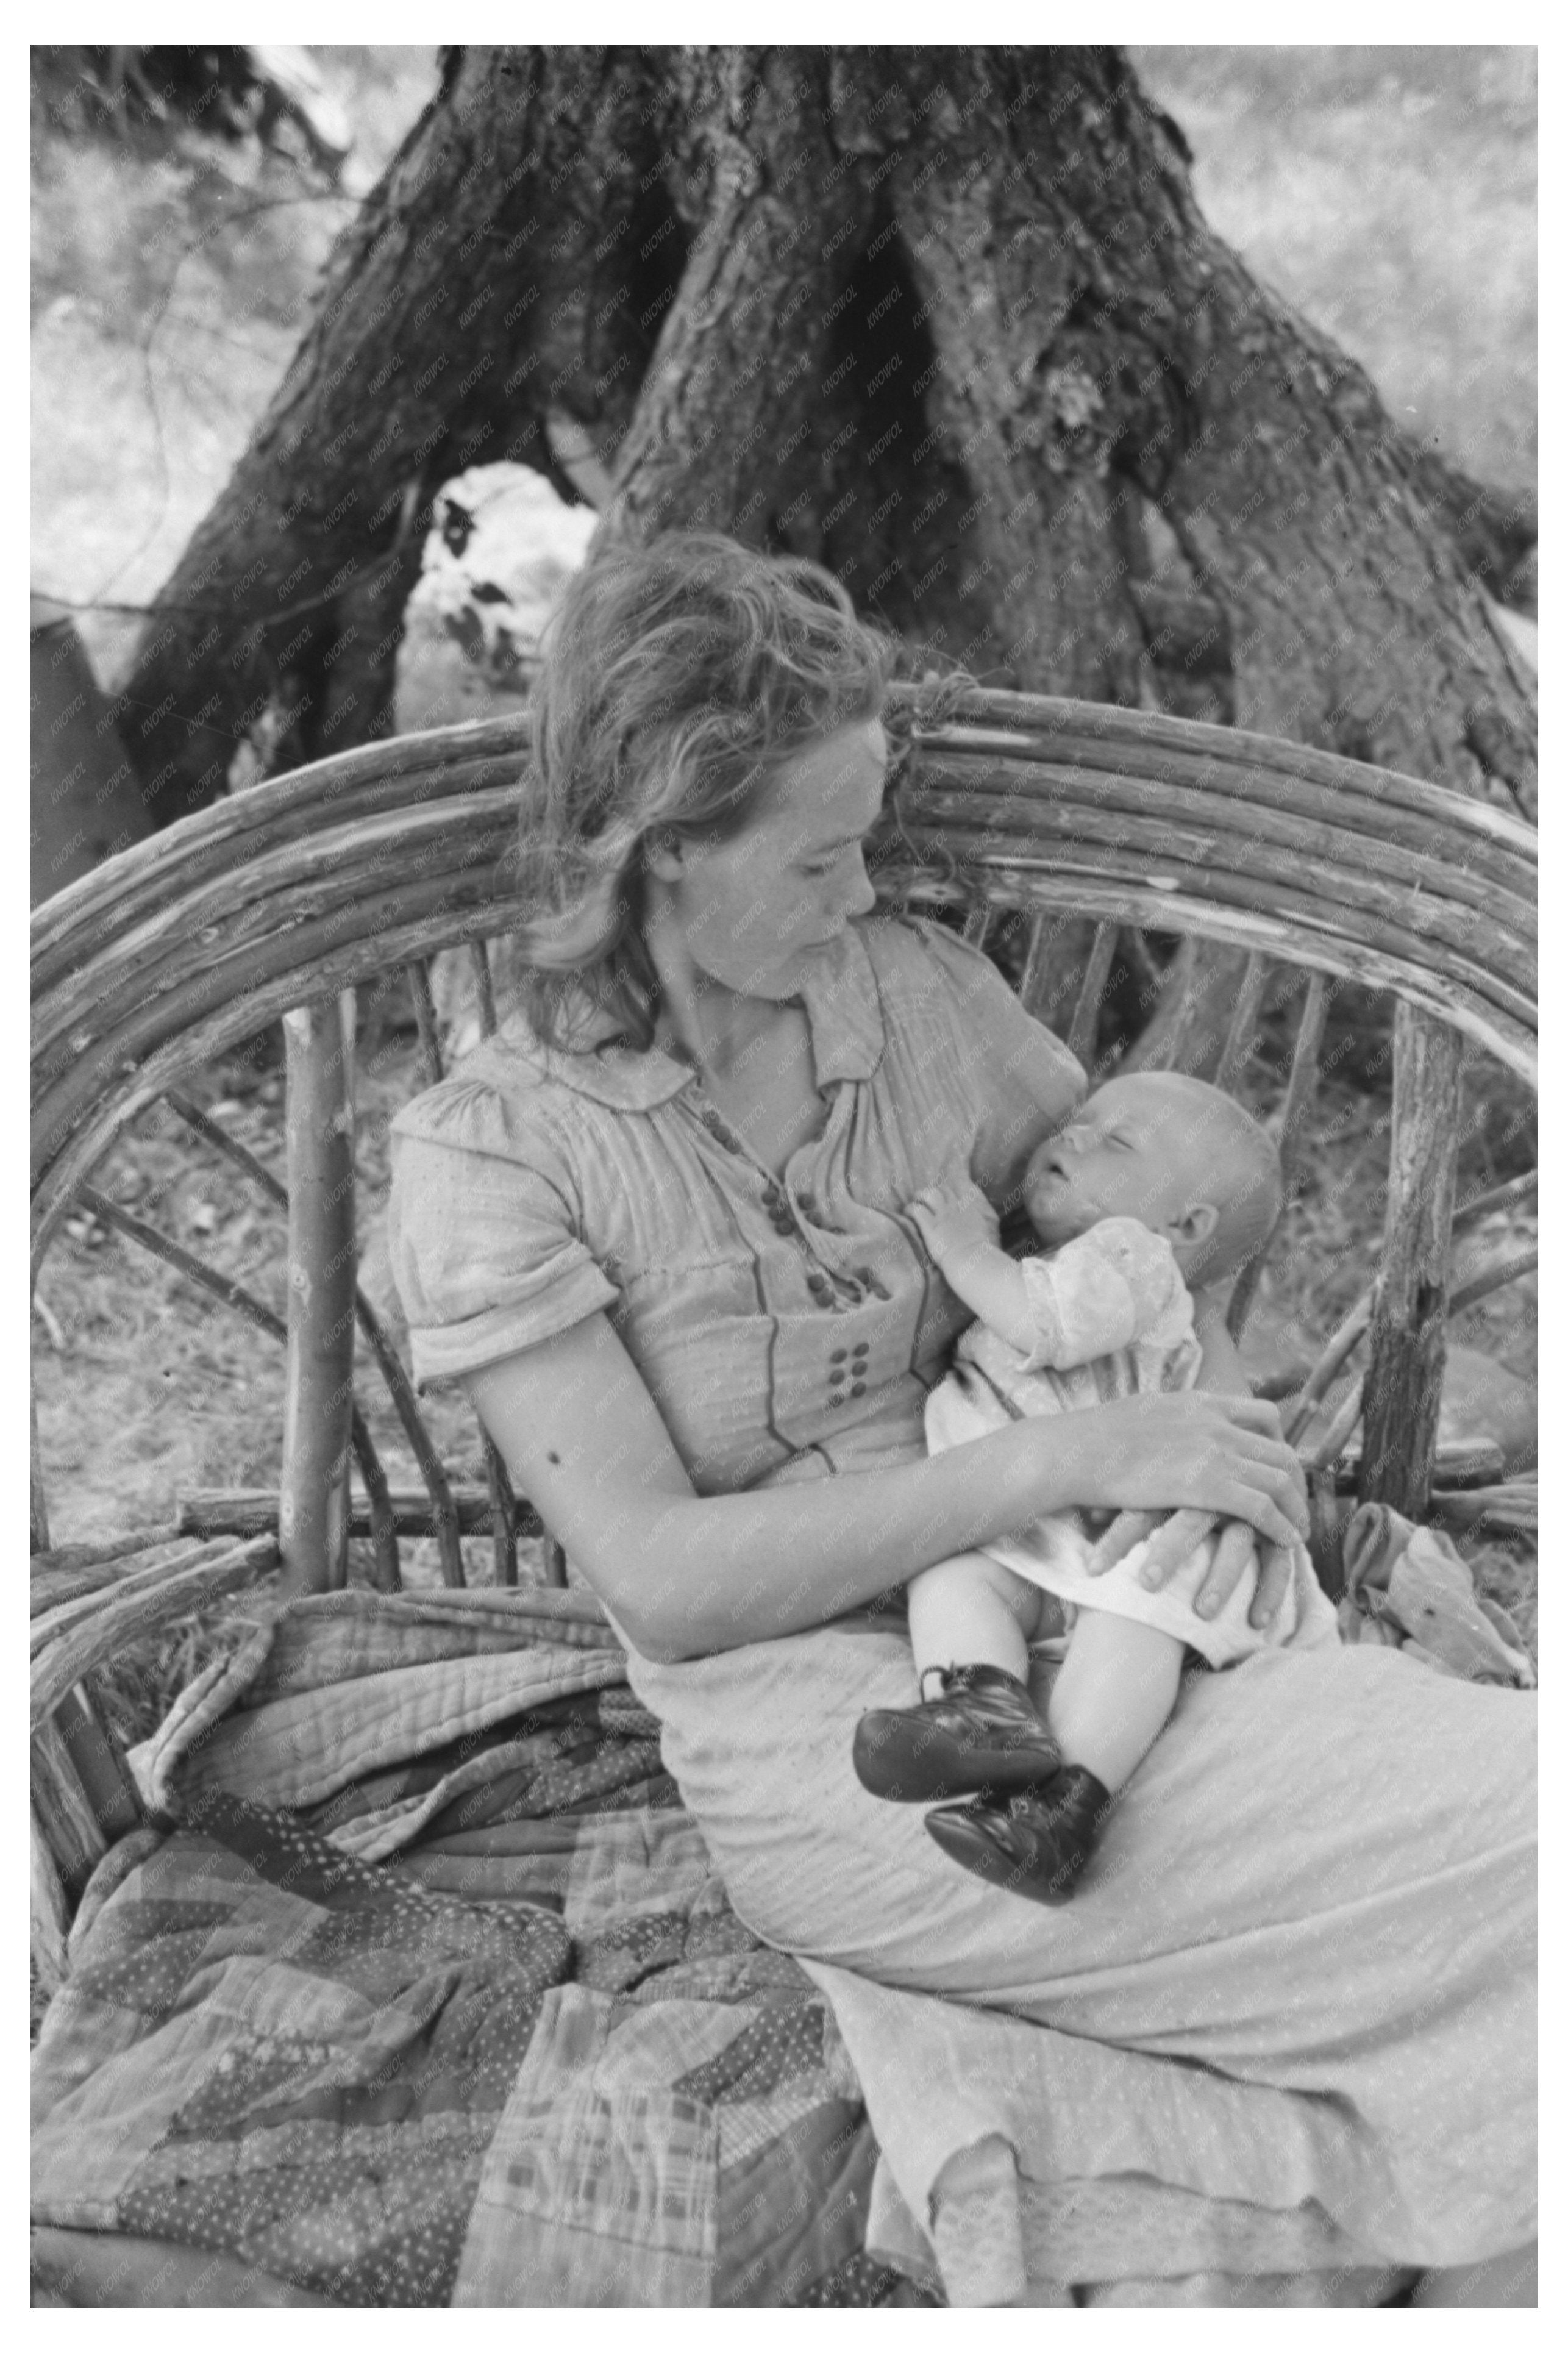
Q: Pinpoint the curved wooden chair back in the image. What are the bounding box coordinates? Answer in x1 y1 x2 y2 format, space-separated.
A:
29 690 1536 1973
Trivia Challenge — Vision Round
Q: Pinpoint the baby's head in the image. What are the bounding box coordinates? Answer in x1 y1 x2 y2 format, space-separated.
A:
1022 1073 1282 1287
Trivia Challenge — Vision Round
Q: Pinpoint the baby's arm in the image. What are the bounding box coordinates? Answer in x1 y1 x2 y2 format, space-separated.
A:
912 1188 1185 1371
904 1182 1043 1355
1189 1286 1250 1398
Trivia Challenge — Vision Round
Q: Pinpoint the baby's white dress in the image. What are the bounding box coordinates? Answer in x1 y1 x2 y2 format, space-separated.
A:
923 1215 1339 1665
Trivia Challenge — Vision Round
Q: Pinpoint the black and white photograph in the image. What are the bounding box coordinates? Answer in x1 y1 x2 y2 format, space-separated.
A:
29 24 1539 2310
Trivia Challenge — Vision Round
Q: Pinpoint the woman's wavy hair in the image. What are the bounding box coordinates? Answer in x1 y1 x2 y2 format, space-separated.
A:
508 530 960 1052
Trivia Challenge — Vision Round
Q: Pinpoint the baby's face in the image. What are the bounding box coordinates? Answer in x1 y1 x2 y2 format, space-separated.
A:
1022 1076 1235 1251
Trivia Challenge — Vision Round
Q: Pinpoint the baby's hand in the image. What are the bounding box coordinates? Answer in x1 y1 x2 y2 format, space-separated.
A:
905 1179 1001 1265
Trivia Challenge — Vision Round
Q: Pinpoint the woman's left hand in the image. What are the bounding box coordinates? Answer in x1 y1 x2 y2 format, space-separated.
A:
1135 1511 1298 1629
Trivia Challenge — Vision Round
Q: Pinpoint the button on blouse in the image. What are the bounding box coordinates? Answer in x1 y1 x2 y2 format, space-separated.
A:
388 915 1085 1497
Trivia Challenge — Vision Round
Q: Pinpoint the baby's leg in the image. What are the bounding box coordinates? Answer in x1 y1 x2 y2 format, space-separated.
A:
907 1552 1044 1698
1046 1606 1185 1793
856 1558 1054 1805
922 1602 1183 1903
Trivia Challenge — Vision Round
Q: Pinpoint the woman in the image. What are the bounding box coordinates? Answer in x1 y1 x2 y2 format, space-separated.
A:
388 533 1535 2302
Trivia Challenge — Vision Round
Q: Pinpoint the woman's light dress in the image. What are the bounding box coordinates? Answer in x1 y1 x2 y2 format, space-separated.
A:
389 915 1535 2268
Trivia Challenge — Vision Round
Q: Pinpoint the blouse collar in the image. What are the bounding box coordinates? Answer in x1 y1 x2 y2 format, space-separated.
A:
499 921 886 1110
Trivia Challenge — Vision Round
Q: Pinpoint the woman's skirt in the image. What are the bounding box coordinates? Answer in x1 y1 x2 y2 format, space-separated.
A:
622 1619 1536 2269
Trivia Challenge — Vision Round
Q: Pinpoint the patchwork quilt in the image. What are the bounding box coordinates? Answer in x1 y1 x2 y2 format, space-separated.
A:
32 1582 1423 2307
30 1587 924 2307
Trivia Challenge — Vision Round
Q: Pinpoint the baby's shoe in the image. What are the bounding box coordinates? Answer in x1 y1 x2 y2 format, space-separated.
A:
852 1663 1060 1803
924 1765 1112 1904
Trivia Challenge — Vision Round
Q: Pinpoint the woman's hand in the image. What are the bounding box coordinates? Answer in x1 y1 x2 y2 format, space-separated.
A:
1052 1390 1308 1555
1132 1512 1299 1629
1192 1523 1305 1632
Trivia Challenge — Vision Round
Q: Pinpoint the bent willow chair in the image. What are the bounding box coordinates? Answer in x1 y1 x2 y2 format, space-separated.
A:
30 690 1536 2297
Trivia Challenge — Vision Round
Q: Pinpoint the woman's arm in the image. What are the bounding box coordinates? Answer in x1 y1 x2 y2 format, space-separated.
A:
465 1310 1310 1663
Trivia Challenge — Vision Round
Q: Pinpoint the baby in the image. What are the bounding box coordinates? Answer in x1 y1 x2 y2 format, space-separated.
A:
854 1071 1337 1903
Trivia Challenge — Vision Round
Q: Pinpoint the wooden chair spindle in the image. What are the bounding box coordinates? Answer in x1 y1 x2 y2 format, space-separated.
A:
1445 1244 1536 1321
167 1088 485 1594
407 957 444 1090
1066 921 1118 1069
1214 951 1270 1094
482 1437 519 1587
1452 1168 1536 1235
1303 1373 1367 1473
1227 971 1328 1340
1143 938 1202 1073
53 1685 142 1851
961 898 996 950
1015 909 1051 1017
468 940 498 1038
30 1390 51 1555
351 1407 402 1590
72 1180 401 1577
279 997 358 1595
1357 1004 1464 1519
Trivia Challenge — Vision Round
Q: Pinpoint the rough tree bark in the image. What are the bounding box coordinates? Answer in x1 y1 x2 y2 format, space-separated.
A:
118 44 1534 848
90 45 1540 1530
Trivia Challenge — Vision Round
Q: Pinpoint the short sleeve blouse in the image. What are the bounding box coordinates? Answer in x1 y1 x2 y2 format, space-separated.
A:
388 915 1085 1495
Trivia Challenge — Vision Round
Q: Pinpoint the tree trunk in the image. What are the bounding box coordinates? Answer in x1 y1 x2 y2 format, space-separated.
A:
30 605 154 906
119 44 1533 842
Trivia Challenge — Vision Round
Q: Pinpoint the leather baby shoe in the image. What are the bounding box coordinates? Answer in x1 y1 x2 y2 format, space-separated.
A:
852 1663 1061 1804
924 1764 1113 1904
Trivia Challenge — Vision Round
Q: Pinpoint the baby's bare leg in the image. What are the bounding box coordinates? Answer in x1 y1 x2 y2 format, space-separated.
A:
1047 1606 1184 1793
907 1552 1044 1698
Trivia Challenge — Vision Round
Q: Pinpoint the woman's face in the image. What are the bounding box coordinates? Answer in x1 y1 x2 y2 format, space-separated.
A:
647 718 888 1001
